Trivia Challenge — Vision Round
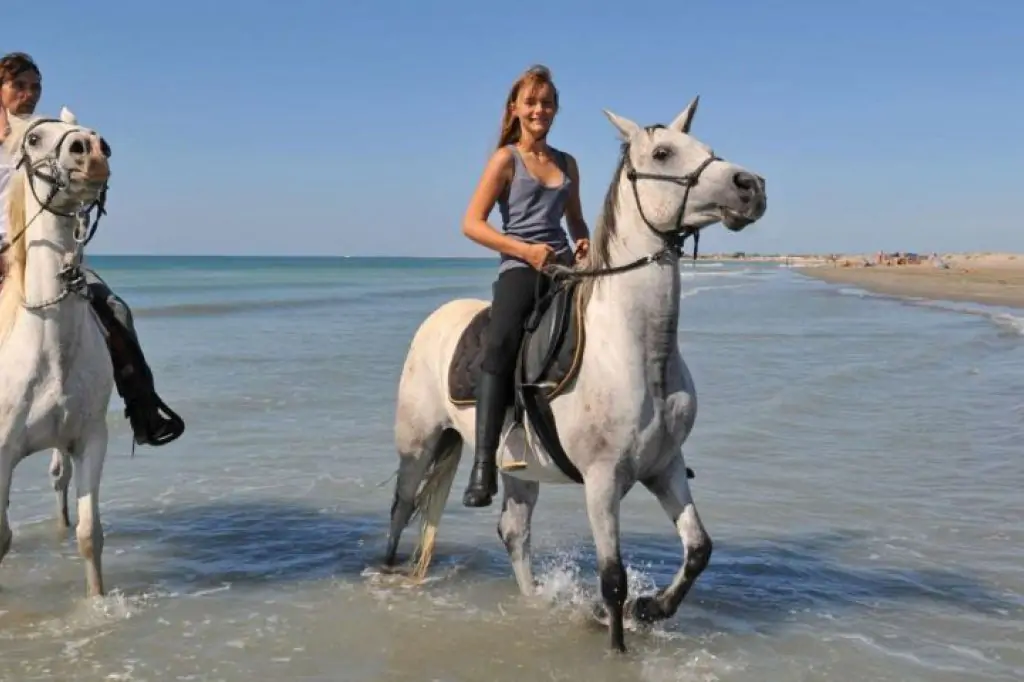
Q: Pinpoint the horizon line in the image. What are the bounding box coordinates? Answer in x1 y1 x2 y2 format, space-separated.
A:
83 250 1022 259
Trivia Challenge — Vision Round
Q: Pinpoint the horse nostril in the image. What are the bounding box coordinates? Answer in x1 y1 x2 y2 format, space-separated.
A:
69 140 86 155
732 171 757 192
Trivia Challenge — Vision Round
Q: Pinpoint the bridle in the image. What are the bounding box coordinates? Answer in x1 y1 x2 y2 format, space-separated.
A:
623 148 719 262
0 117 109 309
546 141 720 282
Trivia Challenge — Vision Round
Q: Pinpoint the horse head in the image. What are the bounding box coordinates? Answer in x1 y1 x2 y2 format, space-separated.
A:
603 96 766 242
4 106 111 216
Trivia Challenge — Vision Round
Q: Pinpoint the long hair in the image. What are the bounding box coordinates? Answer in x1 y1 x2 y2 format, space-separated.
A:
496 64 559 149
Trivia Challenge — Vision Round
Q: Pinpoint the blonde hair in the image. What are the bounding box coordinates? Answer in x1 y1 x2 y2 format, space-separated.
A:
496 64 560 149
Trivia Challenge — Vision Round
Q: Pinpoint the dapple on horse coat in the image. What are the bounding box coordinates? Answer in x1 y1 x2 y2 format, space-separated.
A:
383 97 768 652
0 107 114 598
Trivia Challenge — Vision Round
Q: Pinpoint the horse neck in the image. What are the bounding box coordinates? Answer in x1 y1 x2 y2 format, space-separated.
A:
585 182 682 392
10 190 92 360
22 199 81 307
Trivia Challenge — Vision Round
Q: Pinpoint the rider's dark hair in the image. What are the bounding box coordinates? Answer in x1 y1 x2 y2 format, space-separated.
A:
0 52 41 86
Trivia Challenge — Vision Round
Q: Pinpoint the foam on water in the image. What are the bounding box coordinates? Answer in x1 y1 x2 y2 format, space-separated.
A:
830 281 1024 337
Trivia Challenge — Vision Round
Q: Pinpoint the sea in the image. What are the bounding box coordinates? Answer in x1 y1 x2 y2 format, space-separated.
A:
0 255 1021 682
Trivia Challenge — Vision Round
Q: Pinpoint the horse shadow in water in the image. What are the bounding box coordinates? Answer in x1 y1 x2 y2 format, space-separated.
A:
99 499 498 595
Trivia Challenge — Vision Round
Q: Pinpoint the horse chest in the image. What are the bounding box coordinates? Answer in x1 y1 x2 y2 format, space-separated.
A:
15 347 112 446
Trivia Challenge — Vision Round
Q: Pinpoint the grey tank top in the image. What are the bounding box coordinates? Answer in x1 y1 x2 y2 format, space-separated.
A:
497 145 573 273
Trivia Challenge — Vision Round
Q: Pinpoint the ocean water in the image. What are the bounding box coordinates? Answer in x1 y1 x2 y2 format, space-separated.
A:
0 255 1021 682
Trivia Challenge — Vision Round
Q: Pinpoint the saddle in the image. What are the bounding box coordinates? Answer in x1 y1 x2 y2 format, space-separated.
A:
448 278 695 484
448 277 584 481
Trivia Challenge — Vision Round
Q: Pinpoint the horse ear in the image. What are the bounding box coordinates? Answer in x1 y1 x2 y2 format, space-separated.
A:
59 106 78 125
603 109 642 141
669 95 700 133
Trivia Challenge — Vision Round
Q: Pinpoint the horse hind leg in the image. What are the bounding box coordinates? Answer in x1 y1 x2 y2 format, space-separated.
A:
497 474 540 596
383 428 463 577
631 452 712 624
49 449 72 530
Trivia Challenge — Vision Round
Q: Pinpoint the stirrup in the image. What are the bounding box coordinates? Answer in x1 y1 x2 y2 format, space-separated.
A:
146 395 185 446
127 394 185 448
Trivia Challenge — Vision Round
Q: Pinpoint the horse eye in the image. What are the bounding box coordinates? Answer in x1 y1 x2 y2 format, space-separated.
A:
26 133 40 147
652 146 672 161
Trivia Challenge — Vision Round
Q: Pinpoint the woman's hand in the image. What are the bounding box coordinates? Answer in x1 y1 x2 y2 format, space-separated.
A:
521 243 555 271
574 238 590 263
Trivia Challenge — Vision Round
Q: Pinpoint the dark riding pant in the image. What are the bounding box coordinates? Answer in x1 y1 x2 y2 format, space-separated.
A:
83 267 136 336
481 267 552 381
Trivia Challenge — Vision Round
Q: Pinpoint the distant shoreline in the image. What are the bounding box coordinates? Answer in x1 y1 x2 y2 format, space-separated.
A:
792 253 1024 310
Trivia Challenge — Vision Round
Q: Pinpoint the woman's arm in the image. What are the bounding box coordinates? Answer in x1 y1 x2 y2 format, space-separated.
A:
462 147 531 260
563 152 591 259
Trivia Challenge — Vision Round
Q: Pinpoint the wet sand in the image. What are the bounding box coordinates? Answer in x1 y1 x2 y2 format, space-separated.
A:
795 254 1024 309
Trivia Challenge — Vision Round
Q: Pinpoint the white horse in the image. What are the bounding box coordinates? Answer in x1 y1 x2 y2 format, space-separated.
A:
383 97 767 652
0 107 114 598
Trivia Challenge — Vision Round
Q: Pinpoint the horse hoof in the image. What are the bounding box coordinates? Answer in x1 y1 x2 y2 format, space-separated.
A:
628 595 667 624
588 600 610 628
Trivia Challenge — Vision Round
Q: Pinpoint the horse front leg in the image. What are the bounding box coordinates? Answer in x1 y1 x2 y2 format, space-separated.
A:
496 474 539 596
632 452 712 624
72 423 109 598
584 465 629 653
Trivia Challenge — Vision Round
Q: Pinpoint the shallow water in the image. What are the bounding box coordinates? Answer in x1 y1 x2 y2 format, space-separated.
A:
1 257 1021 681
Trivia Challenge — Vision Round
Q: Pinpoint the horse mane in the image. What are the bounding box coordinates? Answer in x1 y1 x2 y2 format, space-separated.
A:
575 125 664 312
0 127 29 342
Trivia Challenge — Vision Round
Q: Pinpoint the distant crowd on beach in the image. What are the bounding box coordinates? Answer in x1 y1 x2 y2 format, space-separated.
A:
823 251 950 270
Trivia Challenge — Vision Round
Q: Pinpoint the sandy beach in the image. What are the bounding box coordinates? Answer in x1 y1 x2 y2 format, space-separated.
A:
793 253 1024 309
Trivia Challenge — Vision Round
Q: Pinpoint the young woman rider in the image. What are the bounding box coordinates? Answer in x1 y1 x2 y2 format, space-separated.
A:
460 64 590 507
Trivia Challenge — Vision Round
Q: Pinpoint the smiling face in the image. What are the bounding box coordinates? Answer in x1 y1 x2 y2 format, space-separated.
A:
497 65 561 148
510 79 558 141
605 97 767 235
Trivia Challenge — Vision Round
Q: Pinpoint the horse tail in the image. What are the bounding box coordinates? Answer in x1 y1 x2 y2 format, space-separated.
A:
409 428 463 581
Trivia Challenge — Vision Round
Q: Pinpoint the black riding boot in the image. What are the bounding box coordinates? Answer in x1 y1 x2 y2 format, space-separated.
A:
101 307 185 448
463 371 509 508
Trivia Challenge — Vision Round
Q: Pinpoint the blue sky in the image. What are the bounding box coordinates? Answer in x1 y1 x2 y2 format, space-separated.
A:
8 0 1022 257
